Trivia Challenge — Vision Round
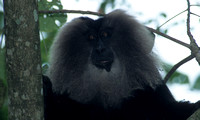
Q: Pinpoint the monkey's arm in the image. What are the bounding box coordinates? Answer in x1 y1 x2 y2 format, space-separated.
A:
42 75 54 120
136 84 200 120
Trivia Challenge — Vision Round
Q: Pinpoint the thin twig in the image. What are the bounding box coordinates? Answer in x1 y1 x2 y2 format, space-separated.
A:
158 9 187 29
39 9 105 16
191 12 200 18
147 27 190 48
158 5 200 29
190 4 200 7
164 55 194 83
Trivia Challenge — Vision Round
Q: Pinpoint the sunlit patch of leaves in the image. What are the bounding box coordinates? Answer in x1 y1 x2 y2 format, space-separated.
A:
38 0 67 32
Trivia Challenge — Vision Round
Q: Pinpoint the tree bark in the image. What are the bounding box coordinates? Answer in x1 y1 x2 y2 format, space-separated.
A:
4 0 43 119
187 109 200 120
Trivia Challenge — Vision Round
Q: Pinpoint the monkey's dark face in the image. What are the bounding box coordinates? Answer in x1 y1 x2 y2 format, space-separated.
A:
88 25 114 72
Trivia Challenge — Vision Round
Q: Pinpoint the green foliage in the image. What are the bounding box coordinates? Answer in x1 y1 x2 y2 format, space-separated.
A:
99 0 116 13
0 78 6 106
0 12 3 33
0 102 8 120
160 12 167 18
39 0 67 64
0 0 3 34
168 73 189 84
192 76 200 89
0 49 7 120
0 1 6 119
38 0 67 32
163 64 189 84
40 30 57 63
0 48 5 81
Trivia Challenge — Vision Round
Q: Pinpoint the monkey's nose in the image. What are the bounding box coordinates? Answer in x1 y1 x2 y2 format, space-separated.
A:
96 41 106 53
96 45 105 53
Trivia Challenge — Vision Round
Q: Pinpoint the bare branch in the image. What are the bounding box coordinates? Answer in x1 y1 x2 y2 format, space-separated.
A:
186 0 200 65
164 55 194 83
158 5 200 29
39 9 105 16
186 0 195 43
147 27 190 48
190 4 200 7
191 12 200 18
158 9 187 29
162 1 200 82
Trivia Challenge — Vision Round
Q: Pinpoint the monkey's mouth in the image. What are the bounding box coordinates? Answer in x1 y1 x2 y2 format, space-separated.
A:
94 59 113 72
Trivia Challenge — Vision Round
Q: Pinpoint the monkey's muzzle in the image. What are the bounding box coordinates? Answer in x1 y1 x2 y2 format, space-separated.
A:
94 59 113 72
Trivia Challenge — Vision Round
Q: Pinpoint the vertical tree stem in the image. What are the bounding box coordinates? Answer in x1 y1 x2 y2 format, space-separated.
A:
4 0 43 119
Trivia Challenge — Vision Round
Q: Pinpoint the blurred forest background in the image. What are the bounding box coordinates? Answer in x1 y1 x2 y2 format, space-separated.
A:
0 0 200 119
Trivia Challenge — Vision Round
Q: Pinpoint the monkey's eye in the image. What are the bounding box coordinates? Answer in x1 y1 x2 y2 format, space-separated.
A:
101 31 108 38
89 35 96 40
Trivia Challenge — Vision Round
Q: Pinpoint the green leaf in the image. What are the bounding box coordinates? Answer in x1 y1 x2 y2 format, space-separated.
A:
0 0 4 34
164 29 168 34
0 102 8 120
0 12 4 32
192 76 200 89
39 0 67 64
169 73 189 84
147 19 153 24
0 78 6 107
160 12 167 18
40 30 57 64
99 0 116 13
38 0 67 32
38 0 63 11
0 48 5 81
163 63 189 84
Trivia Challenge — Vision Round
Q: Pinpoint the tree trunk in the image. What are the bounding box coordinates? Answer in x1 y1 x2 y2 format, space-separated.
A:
4 0 43 119
187 109 200 120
